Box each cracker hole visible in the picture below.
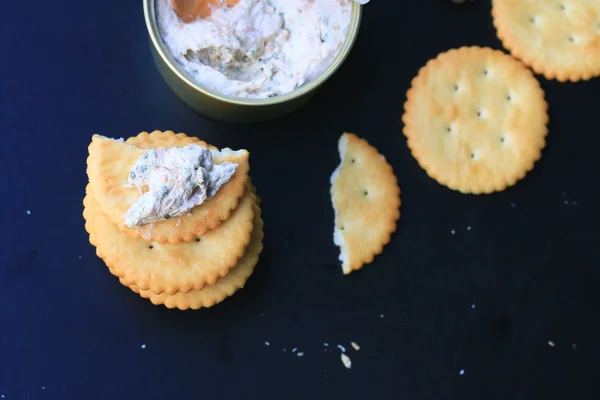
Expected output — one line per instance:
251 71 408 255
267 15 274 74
568 36 575 43
483 69 489 77
471 152 477 160
351 158 356 164
529 16 537 24
340 226 345 231
507 94 513 102
454 84 460 92
560 4 565 10
500 136 506 144
149 245 154 249
363 190 369 196
195 238 201 242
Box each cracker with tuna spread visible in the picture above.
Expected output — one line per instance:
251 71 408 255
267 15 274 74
86 131 250 245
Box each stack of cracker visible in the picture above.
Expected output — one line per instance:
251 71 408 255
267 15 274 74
83 130 263 310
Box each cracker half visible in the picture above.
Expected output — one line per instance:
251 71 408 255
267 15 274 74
83 184 255 295
117 205 263 310
86 131 250 244
402 46 548 194
330 133 401 275
492 0 600 82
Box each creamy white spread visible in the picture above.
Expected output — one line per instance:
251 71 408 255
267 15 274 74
124 144 237 227
156 0 355 99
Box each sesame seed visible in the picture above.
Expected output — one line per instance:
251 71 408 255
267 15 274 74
341 353 352 369
351 341 360 351
380 314 384 319
292 348 297 353
264 341 270 346
459 369 465 375
564 200 569 205
283 348 286 352
466 226 471 231
323 343 329 347
337 344 346 353
141 344 146 349
26 210 31 215
451 229 456 235
548 341 555 347
572 343 577 351
471 304 476 309
297 352 304 357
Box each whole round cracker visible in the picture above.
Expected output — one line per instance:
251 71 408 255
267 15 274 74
402 46 548 194
83 185 256 295
492 0 600 82
116 206 263 310
330 133 401 275
86 130 250 244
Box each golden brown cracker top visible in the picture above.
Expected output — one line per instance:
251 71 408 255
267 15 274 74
122 204 263 310
86 130 250 244
330 133 401 275
492 0 600 82
84 184 256 295
402 46 548 194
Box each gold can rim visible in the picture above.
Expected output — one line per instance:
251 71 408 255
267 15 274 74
143 0 363 107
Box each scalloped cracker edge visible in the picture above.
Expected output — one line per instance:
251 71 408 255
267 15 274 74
330 133 401 275
116 205 263 310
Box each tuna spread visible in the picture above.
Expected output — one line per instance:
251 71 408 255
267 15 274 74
156 0 355 99
124 144 237 227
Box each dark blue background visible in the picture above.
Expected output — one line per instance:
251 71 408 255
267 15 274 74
2 1 600 399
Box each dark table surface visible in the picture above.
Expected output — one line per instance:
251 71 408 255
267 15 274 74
2 0 600 399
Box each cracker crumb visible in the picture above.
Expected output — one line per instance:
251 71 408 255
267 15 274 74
572 343 577 351
511 203 516 208
292 348 297 353
264 341 270 346
471 304 476 309
337 344 346 353
351 341 360 351
572 201 578 206
451 229 456 235
26 210 31 215
297 352 304 357
141 344 146 349
459 369 465 375
341 353 352 369
548 341 555 347
260 313 264 317
42 387 45 390
283 348 286 352
564 200 569 205
324 342 329 347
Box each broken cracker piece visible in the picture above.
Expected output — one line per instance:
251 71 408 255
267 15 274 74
330 133 401 274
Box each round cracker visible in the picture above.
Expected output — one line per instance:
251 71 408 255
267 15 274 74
83 185 255 295
402 46 548 194
116 206 263 310
330 133 401 275
86 130 250 244
492 0 600 82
